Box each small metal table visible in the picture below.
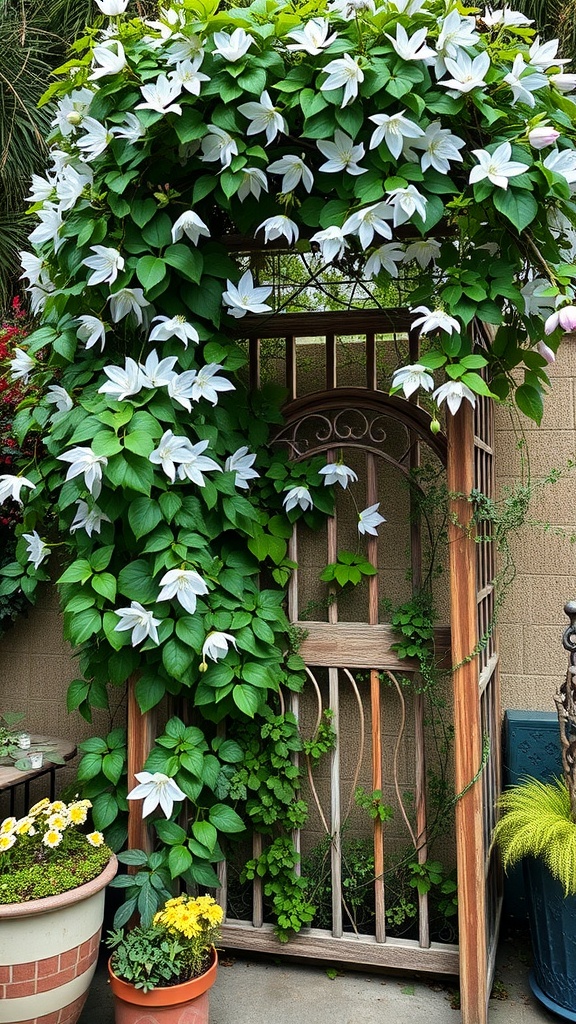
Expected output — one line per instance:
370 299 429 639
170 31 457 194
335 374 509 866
0 735 77 815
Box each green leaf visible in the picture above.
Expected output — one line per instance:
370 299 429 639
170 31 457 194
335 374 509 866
91 573 117 602
188 862 221 888
76 752 102 782
515 382 544 424
168 845 193 878
57 559 93 584
129 498 163 539
117 560 158 603
136 256 167 290
155 820 187 845
67 679 89 713
67 608 101 645
135 675 166 712
164 244 203 284
102 751 124 785
215 739 244 763
192 820 217 852
493 188 538 232
142 213 172 248
175 615 204 650
124 430 155 458
131 199 157 228
233 683 262 717
162 638 193 680
92 792 119 830
209 803 246 834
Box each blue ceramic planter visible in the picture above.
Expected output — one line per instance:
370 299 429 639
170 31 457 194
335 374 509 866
524 857 576 1020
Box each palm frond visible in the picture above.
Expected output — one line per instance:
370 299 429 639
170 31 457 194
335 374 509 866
494 777 576 896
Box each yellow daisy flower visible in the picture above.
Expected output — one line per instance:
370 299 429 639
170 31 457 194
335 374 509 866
29 798 50 816
86 831 104 847
47 812 69 831
0 817 17 835
0 834 16 852
48 800 66 815
42 829 63 849
68 803 88 825
15 816 34 835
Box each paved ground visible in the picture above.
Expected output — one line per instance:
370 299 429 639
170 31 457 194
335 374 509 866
80 926 557 1024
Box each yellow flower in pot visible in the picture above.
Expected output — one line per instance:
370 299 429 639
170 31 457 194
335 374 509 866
107 893 223 1023
0 797 117 1024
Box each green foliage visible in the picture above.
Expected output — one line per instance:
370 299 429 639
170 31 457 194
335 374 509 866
320 551 377 589
494 776 576 896
354 786 394 823
303 709 337 766
243 836 316 942
0 844 111 904
107 925 186 992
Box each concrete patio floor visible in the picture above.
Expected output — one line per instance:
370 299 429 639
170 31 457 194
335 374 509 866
80 926 557 1024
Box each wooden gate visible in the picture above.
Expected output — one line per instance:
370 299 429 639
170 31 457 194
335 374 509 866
217 311 502 1023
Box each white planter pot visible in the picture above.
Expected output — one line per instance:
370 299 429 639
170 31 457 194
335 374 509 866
0 854 117 1024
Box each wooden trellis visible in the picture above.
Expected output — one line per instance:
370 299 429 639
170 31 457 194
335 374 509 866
127 310 502 1024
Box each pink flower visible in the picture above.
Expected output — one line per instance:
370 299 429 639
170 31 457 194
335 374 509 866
528 126 560 150
537 341 555 364
544 305 576 334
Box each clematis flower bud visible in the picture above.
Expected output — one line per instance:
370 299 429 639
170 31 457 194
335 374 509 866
528 126 560 150
537 341 556 364
430 417 441 435
545 305 576 334
66 111 83 126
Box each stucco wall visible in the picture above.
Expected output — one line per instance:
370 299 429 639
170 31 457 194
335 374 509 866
494 334 576 714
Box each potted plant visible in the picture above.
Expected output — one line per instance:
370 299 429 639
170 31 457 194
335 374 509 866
107 893 222 1024
0 796 117 1024
494 600 576 1020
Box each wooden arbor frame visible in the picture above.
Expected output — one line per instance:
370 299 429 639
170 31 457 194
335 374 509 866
126 309 501 1024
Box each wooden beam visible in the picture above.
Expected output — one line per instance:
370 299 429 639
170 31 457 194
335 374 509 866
127 675 155 855
296 621 450 671
447 404 488 1024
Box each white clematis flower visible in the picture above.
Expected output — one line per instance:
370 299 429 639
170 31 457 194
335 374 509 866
95 0 130 13
175 363 235 406
342 201 391 247
267 155 314 193
283 486 313 512
543 149 576 184
201 631 237 666
318 463 358 488
114 602 161 646
403 238 442 268
256 215 299 246
22 532 50 571
76 117 113 162
83 245 124 287
127 771 186 818
238 167 268 202
441 52 490 93
0 475 36 505
46 385 73 414
165 37 204 66
364 243 405 279
328 0 376 19
310 226 348 262
27 175 55 203
58 446 108 497
136 74 183 115
358 503 386 536
469 142 528 189
169 58 210 96
528 126 560 150
286 18 337 55
411 306 460 335
200 126 238 168
99 359 145 401
238 91 287 144
150 314 199 347
482 7 532 27
52 88 95 136
412 122 465 174
110 113 145 144
504 54 547 107
225 447 259 489
317 131 367 175
149 430 195 483
108 288 150 325
77 315 107 351
433 380 476 415
222 271 272 318
436 11 479 61
89 41 126 80
321 53 364 107
10 349 35 383
28 204 64 252
171 210 210 245
70 500 111 537
140 350 178 388
158 568 209 615
529 36 570 70
369 110 424 159
392 363 435 398
55 165 92 211
212 28 254 61
385 185 427 226
385 24 436 61
176 440 222 486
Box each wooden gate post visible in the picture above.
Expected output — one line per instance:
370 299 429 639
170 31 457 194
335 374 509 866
447 403 488 1024
127 675 155 855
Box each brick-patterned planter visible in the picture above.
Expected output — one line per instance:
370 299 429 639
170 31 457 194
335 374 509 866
0 854 117 1024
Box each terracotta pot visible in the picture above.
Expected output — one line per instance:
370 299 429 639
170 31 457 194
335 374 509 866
0 853 117 1024
108 946 218 1024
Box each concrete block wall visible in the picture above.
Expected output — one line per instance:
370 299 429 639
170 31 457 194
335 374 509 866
494 333 576 713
